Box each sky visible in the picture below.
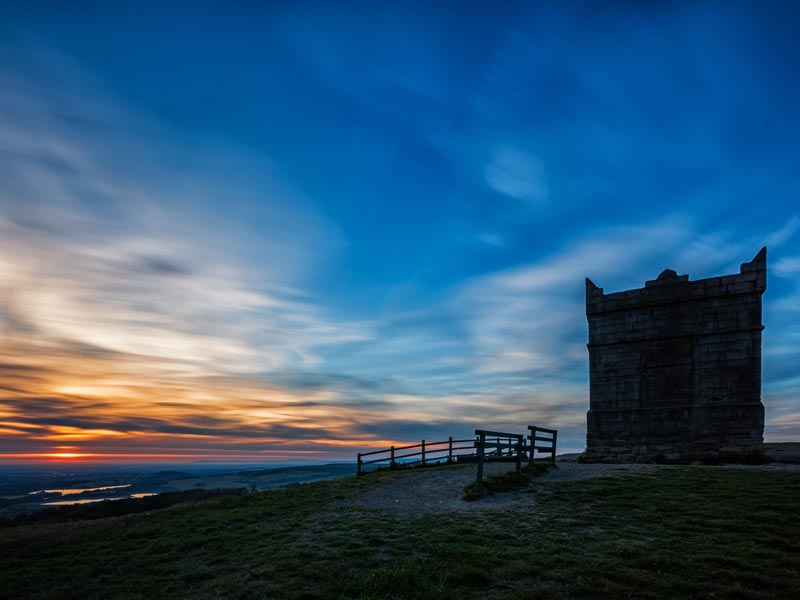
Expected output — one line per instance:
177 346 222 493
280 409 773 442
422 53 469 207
1 1 799 465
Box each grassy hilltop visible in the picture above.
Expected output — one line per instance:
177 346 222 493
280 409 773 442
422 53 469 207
2 466 799 599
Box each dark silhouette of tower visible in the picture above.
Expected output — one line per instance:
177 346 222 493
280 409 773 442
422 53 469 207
585 248 766 462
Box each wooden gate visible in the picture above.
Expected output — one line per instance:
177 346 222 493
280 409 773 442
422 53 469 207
528 425 557 463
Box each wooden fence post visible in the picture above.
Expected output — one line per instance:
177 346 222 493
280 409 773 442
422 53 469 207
515 436 522 474
551 430 558 463
390 445 396 469
421 439 426 466
357 453 362 476
528 429 534 466
476 433 485 484
448 436 453 463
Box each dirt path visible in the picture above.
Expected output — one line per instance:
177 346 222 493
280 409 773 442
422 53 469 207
357 462 518 513
357 460 800 513
357 461 661 513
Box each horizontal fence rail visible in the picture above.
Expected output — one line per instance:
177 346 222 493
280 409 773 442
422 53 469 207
528 425 557 464
475 429 524 484
357 437 475 475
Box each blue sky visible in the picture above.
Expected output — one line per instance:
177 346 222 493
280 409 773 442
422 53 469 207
0 1 798 462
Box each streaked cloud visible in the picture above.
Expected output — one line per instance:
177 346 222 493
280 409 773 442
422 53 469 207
1 3 799 464
766 214 800 248
484 145 548 207
477 232 504 247
774 256 800 278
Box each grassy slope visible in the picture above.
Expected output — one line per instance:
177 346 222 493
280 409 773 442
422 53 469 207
1 466 799 600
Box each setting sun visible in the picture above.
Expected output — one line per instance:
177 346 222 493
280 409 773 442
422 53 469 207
47 453 88 459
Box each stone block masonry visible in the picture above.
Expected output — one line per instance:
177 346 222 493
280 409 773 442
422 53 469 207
585 248 766 463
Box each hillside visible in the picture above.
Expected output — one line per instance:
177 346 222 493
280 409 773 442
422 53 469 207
2 463 799 599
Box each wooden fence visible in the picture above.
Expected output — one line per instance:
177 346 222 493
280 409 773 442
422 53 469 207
474 429 524 484
356 425 559 478
357 437 475 475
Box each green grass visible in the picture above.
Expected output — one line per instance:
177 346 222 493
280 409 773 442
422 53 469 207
2 466 799 599
462 460 551 500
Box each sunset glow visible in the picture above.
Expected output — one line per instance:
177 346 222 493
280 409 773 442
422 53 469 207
1 3 799 466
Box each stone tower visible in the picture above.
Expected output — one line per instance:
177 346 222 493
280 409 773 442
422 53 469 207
585 248 766 463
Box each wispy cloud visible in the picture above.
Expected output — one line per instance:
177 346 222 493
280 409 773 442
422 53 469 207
454 219 691 377
484 144 548 207
766 214 800 248
2 7 799 463
0 58 386 461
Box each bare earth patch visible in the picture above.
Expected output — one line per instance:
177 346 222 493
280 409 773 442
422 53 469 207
358 459 800 513
358 463 518 512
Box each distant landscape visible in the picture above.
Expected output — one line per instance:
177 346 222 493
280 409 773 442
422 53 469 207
0 463 354 520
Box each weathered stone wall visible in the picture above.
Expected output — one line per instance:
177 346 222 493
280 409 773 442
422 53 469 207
585 248 766 463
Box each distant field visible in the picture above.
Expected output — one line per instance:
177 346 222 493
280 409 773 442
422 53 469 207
0 463 355 519
1 466 799 599
161 464 356 492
